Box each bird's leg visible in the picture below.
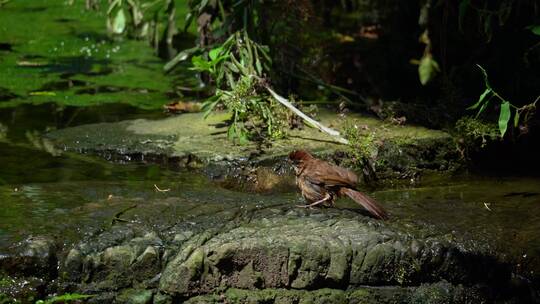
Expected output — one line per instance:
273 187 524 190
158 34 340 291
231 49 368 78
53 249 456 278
297 193 331 208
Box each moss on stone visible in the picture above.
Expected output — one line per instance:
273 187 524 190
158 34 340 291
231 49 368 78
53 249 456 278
47 110 459 187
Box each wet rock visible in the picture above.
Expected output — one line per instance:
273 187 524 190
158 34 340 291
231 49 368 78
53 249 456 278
156 211 510 299
0 276 47 303
0 236 57 279
62 230 163 292
0 237 57 302
181 285 483 304
63 248 83 281
4 196 531 303
131 246 161 284
87 291 116 304
408 281 484 304
0 181 531 303
152 292 173 304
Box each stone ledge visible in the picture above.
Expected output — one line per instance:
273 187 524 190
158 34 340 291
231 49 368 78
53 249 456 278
46 111 459 186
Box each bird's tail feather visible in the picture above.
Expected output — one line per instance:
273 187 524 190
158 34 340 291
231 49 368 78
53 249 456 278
340 188 388 220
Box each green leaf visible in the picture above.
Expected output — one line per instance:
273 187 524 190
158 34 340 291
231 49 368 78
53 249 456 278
190 56 211 72
163 46 200 72
209 47 223 61
227 124 236 140
475 95 492 117
514 110 520 127
476 64 491 88
526 25 540 36
498 101 511 137
184 12 194 32
467 88 492 110
201 96 219 118
253 46 262 75
107 0 121 14
257 45 272 64
238 130 249 145
225 61 240 73
418 55 440 85
112 9 126 34
226 72 236 88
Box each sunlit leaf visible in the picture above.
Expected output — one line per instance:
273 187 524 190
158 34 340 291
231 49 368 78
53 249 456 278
190 56 211 71
418 55 440 85
209 47 223 61
112 9 126 34
514 110 520 127
498 101 511 137
107 0 121 14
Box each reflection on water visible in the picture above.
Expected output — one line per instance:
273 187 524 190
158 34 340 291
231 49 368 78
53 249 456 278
0 103 174 247
0 104 539 283
373 176 540 280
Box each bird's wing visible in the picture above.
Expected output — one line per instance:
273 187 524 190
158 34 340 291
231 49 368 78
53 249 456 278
303 159 358 188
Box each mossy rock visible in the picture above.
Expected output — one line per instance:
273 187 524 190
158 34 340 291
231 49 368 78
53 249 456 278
47 110 459 186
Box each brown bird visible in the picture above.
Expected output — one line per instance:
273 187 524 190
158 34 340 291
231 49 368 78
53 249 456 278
289 150 388 219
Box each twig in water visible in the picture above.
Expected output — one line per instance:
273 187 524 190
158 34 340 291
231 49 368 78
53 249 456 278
154 184 171 192
111 204 138 225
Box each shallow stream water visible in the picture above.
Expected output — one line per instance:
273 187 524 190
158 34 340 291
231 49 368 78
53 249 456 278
1 0 539 290
1 103 540 276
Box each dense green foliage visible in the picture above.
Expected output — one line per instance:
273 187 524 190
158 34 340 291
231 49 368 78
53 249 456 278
1 0 538 151
191 32 290 143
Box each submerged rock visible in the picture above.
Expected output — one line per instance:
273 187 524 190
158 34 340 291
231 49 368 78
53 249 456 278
0 236 58 302
0 236 58 280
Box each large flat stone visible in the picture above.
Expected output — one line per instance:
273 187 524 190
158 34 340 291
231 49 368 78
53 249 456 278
46 111 458 183
45 196 529 303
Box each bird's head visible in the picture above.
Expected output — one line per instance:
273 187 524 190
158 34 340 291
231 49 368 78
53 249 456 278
288 150 313 170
